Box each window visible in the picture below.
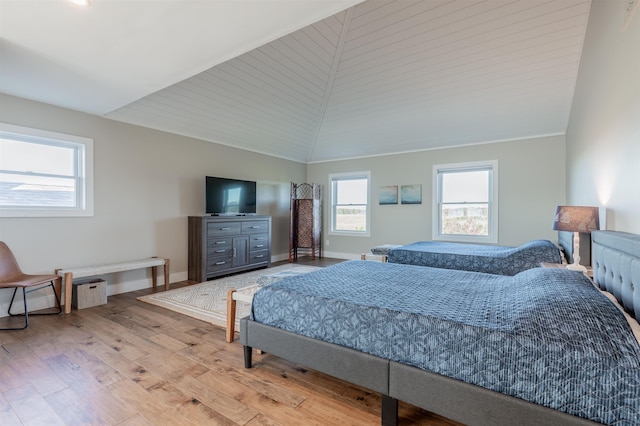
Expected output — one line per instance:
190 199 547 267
433 161 498 243
0 123 93 217
329 171 370 236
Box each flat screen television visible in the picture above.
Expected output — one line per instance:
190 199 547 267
205 176 257 215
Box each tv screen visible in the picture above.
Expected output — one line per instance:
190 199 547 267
205 176 257 215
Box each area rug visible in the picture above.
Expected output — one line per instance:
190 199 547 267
137 264 321 329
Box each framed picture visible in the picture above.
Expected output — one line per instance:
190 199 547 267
401 184 422 205
379 186 398 205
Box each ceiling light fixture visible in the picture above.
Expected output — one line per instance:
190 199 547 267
69 0 91 6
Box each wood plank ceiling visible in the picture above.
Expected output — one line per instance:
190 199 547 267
106 0 592 163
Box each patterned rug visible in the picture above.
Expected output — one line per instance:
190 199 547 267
137 264 321 329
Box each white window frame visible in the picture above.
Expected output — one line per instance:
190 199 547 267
329 171 371 237
0 123 94 217
432 160 498 244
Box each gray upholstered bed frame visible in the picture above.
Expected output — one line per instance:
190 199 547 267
240 230 639 426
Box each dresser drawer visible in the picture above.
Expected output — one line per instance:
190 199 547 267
249 249 269 263
242 220 269 234
207 221 241 236
207 257 233 274
207 237 232 251
208 246 232 259
249 234 270 251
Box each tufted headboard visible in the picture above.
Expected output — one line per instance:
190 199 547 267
591 230 640 322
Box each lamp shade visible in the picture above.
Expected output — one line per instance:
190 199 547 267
552 206 600 233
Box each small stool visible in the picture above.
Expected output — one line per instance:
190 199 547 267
360 253 388 262
361 244 401 262
226 285 262 343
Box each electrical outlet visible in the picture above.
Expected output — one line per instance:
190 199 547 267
325 240 330 246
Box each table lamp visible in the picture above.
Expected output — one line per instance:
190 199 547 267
552 206 600 272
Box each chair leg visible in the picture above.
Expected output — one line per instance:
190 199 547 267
23 282 63 315
2 281 62 331
1 288 28 331
44 281 62 314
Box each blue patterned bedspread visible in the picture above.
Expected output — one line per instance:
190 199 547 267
251 260 640 424
387 239 562 275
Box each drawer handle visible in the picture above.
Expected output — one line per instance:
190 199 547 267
255 255 264 258
219 227 231 231
250 226 260 229
255 244 264 248
215 261 226 265
215 241 227 244
233 248 237 257
215 249 226 253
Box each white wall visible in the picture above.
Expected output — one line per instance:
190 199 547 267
0 94 306 314
307 135 567 257
566 0 640 233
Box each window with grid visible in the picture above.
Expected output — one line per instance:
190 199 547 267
329 172 370 236
433 161 498 243
0 123 93 217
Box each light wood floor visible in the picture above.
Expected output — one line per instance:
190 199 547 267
1 257 461 426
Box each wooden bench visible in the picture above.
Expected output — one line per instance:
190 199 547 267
56 257 170 314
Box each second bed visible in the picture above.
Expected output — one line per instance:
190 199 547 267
385 239 562 275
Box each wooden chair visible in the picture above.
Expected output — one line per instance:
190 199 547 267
0 241 62 330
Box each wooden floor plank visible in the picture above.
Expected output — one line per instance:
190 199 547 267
198 365 307 409
298 393 380 426
45 387 111 425
5 352 68 396
5 383 66 426
114 413 155 426
46 353 137 424
173 373 258 424
135 350 210 384
107 377 173 419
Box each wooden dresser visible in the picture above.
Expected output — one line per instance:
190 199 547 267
188 215 271 282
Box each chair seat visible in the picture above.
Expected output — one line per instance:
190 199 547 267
0 273 60 288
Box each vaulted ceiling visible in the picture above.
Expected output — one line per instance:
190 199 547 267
1 0 592 163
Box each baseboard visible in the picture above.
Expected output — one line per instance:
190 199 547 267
320 250 360 260
0 292 60 317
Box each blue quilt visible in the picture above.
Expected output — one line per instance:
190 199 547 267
251 260 640 425
387 239 562 275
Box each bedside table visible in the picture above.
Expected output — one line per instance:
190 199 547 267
540 262 593 278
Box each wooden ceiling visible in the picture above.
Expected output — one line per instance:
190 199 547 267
3 0 593 163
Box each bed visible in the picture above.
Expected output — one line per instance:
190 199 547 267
241 230 640 425
385 239 563 275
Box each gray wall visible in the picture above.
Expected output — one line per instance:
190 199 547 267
307 135 567 257
0 94 306 311
566 0 640 233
